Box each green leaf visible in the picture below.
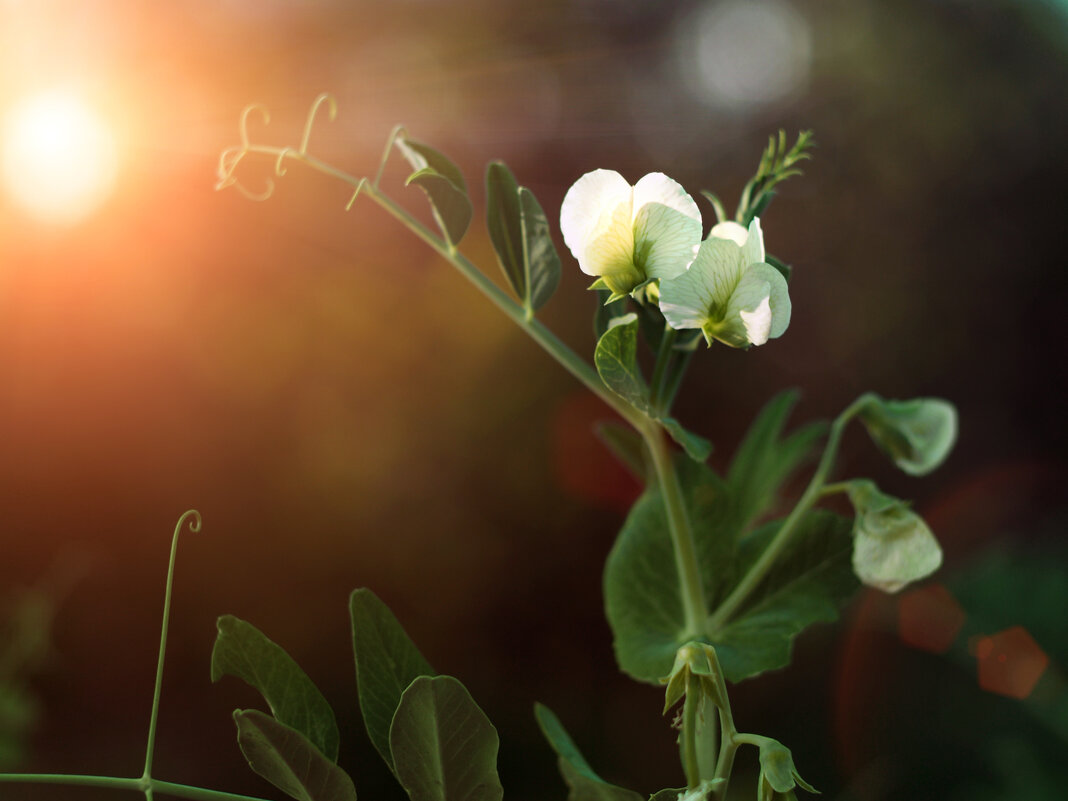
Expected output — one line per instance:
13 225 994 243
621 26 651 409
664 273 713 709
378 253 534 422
648 789 688 801
857 395 957 476
398 139 472 247
710 510 858 682
485 163 561 316
233 709 357 801
727 390 826 531
519 187 562 313
534 703 643 801
389 675 503 801
211 615 339 762
593 289 630 341
349 588 434 774
594 314 651 416
661 417 712 463
603 459 734 684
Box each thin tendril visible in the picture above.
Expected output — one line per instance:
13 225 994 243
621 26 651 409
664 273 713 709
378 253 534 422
373 123 409 189
215 104 274 199
299 93 338 155
142 510 203 799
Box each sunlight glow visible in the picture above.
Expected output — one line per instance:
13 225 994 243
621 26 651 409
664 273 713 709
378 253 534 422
2 90 119 225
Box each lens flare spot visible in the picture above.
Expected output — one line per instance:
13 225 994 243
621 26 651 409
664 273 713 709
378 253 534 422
974 626 1049 700
898 583 966 654
1 90 119 225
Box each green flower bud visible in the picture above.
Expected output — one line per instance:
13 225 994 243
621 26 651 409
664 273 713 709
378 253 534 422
757 739 816 801
858 395 957 476
846 480 942 593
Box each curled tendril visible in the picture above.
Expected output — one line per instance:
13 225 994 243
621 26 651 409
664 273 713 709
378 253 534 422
176 508 202 536
299 92 338 155
215 103 275 200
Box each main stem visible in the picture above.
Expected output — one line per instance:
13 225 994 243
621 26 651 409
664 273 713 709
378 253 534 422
0 774 270 801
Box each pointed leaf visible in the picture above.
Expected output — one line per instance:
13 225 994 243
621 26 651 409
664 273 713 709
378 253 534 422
390 675 503 801
486 162 526 302
398 140 467 194
534 704 644 801
233 709 357 801
212 616 339 762
727 391 826 530
594 314 651 416
710 510 858 682
349 589 434 774
518 186 561 313
406 168 472 247
661 417 712 463
603 459 735 683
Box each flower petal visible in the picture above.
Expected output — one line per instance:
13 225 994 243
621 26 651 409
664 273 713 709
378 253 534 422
631 172 702 280
560 169 633 276
709 220 749 246
742 217 766 266
659 236 743 331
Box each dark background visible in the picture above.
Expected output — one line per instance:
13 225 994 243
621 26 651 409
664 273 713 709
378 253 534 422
1 1 1066 799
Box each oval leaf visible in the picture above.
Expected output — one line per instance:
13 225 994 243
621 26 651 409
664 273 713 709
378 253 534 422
518 186 561 314
485 161 525 302
406 168 473 247
233 709 357 801
594 314 651 417
349 588 434 775
534 703 644 801
389 675 503 801
211 615 339 762
398 140 468 193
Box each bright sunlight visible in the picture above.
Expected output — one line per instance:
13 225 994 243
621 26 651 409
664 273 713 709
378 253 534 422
1 90 119 225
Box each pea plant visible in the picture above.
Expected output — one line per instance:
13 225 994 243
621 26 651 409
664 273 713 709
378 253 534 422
0 94 956 801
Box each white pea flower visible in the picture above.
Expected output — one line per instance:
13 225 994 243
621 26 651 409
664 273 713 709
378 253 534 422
847 480 942 593
658 218 791 348
559 170 702 299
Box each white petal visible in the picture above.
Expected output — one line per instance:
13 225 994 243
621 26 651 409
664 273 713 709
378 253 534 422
726 267 776 345
659 237 743 331
853 515 943 593
709 220 749 247
631 173 702 280
743 217 766 266
560 169 633 273
749 262 791 338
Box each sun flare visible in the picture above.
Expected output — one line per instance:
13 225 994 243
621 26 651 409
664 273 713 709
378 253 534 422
1 90 119 225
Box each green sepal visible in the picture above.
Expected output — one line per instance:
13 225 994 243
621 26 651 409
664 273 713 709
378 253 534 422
232 709 357 801
349 588 434 775
211 615 340 762
727 390 827 531
397 139 472 247
534 703 644 801
485 162 561 317
710 510 858 682
390 675 503 801
857 395 957 476
659 642 725 714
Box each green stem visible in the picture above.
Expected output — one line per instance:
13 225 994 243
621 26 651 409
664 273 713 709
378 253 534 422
706 394 873 632
705 648 738 800
648 325 677 413
0 774 270 801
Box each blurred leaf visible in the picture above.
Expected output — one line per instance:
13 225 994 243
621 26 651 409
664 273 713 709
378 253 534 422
711 510 857 682
233 709 357 801
727 390 826 531
212 615 339 762
534 703 643 801
398 139 472 247
594 314 651 417
603 458 733 683
390 675 503 801
349 588 434 774
661 417 713 463
858 395 957 476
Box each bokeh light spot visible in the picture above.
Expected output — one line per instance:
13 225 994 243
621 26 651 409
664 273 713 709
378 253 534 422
974 626 1049 700
898 583 966 654
674 0 812 112
1 90 119 225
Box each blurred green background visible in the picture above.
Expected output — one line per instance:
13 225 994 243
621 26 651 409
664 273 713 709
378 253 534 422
1 0 1066 799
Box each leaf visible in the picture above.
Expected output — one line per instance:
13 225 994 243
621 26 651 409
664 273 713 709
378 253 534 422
519 187 562 313
661 417 712 463
233 709 357 801
211 616 339 762
648 790 687 801
349 588 434 774
727 390 826 531
534 704 644 801
594 314 651 416
486 163 561 316
485 162 525 301
389 675 503 801
593 289 630 341
398 139 472 247
709 510 858 682
603 459 734 683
